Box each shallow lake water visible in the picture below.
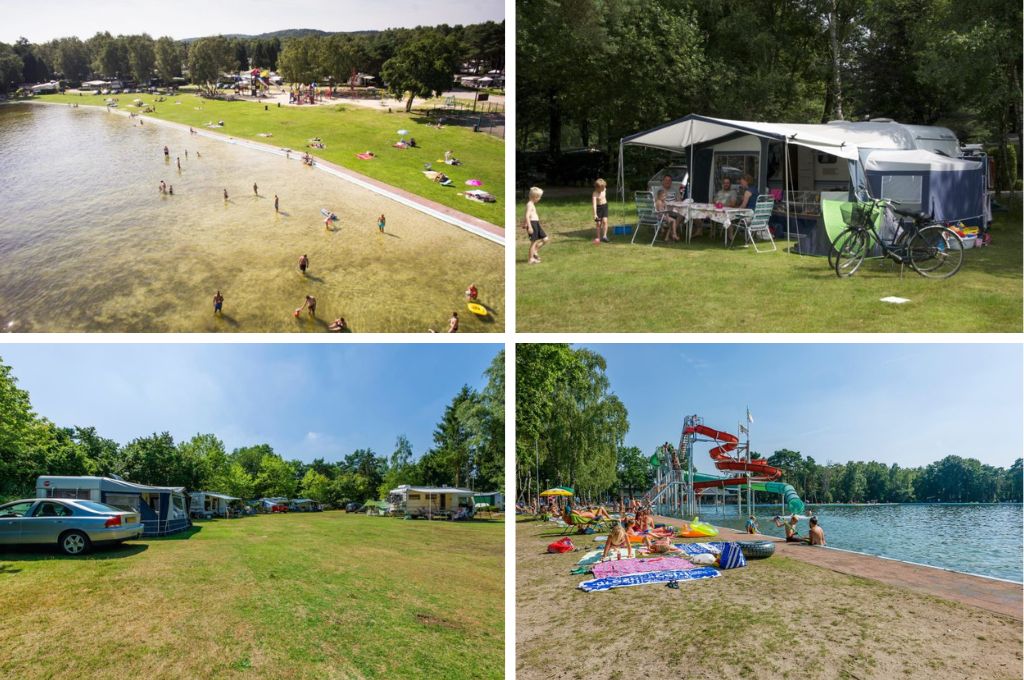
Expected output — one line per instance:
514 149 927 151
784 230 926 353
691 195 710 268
696 502 1023 582
0 104 503 332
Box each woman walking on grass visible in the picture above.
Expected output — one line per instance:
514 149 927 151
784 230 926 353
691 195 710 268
525 186 549 264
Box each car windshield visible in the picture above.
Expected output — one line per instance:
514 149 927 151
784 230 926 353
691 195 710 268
74 501 123 514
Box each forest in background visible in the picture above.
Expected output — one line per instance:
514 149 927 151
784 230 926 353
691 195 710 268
0 351 504 506
517 0 1021 190
0 21 504 108
517 344 1023 504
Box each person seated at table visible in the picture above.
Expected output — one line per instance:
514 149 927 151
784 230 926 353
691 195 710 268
655 189 681 242
714 177 738 207
660 174 677 201
737 173 759 210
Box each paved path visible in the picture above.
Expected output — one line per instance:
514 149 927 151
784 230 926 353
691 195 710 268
656 516 1023 620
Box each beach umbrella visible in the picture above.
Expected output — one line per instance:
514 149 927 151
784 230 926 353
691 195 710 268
539 487 574 497
397 129 409 135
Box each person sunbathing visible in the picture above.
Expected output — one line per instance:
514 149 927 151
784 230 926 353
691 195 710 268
648 536 683 554
601 524 634 560
572 505 611 521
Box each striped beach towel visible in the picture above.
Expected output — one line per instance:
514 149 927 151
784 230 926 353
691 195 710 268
578 567 721 592
673 541 725 556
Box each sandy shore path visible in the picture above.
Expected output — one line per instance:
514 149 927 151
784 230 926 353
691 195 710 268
654 515 1023 620
516 519 1023 680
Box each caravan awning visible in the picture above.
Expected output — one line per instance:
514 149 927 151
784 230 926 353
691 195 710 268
863 149 981 172
621 114 939 161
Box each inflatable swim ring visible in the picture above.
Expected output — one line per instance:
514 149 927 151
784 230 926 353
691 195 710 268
467 302 488 316
737 541 775 559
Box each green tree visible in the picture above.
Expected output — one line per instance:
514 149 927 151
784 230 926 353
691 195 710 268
118 432 178 486
300 469 331 502
53 37 90 81
617 446 651 497
125 34 155 83
378 435 419 498
0 43 23 92
187 35 233 92
154 36 183 82
254 453 298 498
381 32 460 111
277 36 319 84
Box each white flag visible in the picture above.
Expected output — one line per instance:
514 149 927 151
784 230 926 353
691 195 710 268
746 408 753 424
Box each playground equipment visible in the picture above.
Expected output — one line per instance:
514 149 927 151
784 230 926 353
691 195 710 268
646 413 805 517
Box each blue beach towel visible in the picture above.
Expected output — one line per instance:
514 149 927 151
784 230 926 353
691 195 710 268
673 542 725 556
578 567 721 592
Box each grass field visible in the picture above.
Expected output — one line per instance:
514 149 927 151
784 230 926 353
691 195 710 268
516 519 1022 680
35 93 503 225
515 193 1022 332
0 512 503 679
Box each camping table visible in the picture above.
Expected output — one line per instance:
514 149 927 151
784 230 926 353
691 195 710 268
665 201 754 244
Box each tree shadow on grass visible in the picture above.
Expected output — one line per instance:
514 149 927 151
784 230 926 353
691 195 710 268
0 562 22 574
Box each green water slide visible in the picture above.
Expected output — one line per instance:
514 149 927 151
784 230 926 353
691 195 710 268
690 472 805 514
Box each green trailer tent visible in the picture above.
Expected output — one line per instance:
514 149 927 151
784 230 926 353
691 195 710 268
361 500 389 516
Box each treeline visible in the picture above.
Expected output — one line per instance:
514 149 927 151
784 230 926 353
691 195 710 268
515 344 1022 505
517 0 1021 190
0 352 503 506
760 449 1023 504
0 21 504 106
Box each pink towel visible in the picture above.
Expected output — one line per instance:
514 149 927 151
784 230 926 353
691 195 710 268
592 556 695 579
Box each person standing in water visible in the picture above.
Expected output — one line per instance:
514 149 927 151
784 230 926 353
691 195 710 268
176 157 181 170
298 254 309 275
378 214 386 233
168 185 174 195
223 189 229 201
274 195 279 212
163 146 169 157
253 182 259 196
213 291 224 315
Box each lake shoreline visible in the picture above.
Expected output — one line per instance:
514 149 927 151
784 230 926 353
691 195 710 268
656 515 1024 617
19 99 504 244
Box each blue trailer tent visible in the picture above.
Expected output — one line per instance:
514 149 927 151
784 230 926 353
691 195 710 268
617 115 989 252
188 491 241 519
36 475 190 537
473 491 505 510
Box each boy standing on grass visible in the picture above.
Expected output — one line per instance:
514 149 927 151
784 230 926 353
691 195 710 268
592 178 609 243
525 186 549 264
378 214 386 233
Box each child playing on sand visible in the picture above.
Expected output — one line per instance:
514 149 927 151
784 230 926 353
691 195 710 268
378 214 386 233
525 187 549 264
592 178 609 243
602 523 634 561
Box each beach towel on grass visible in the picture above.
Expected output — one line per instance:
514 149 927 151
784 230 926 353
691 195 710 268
571 548 632 573
674 542 725 556
579 567 720 592
592 557 695 579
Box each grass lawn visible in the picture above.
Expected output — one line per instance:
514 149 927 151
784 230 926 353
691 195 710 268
516 519 1022 680
0 512 503 679
36 93 503 226
515 193 1022 332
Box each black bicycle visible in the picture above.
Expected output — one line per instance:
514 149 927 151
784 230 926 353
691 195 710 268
829 193 964 279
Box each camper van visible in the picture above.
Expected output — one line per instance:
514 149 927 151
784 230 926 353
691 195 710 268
36 476 190 537
387 485 476 520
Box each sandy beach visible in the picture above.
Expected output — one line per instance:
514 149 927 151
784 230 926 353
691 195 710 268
516 519 1023 680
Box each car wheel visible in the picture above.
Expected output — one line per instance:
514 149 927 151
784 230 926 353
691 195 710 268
59 530 91 556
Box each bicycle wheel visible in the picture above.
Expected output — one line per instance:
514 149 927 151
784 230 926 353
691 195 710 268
834 228 868 278
827 228 856 270
908 225 964 279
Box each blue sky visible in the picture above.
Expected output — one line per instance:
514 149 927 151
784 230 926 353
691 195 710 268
0 0 504 43
583 344 1022 470
0 344 500 462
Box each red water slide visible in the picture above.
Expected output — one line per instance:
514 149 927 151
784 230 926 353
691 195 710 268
683 424 782 489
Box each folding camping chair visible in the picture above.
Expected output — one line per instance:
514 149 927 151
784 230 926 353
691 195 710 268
729 194 777 252
631 191 666 245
